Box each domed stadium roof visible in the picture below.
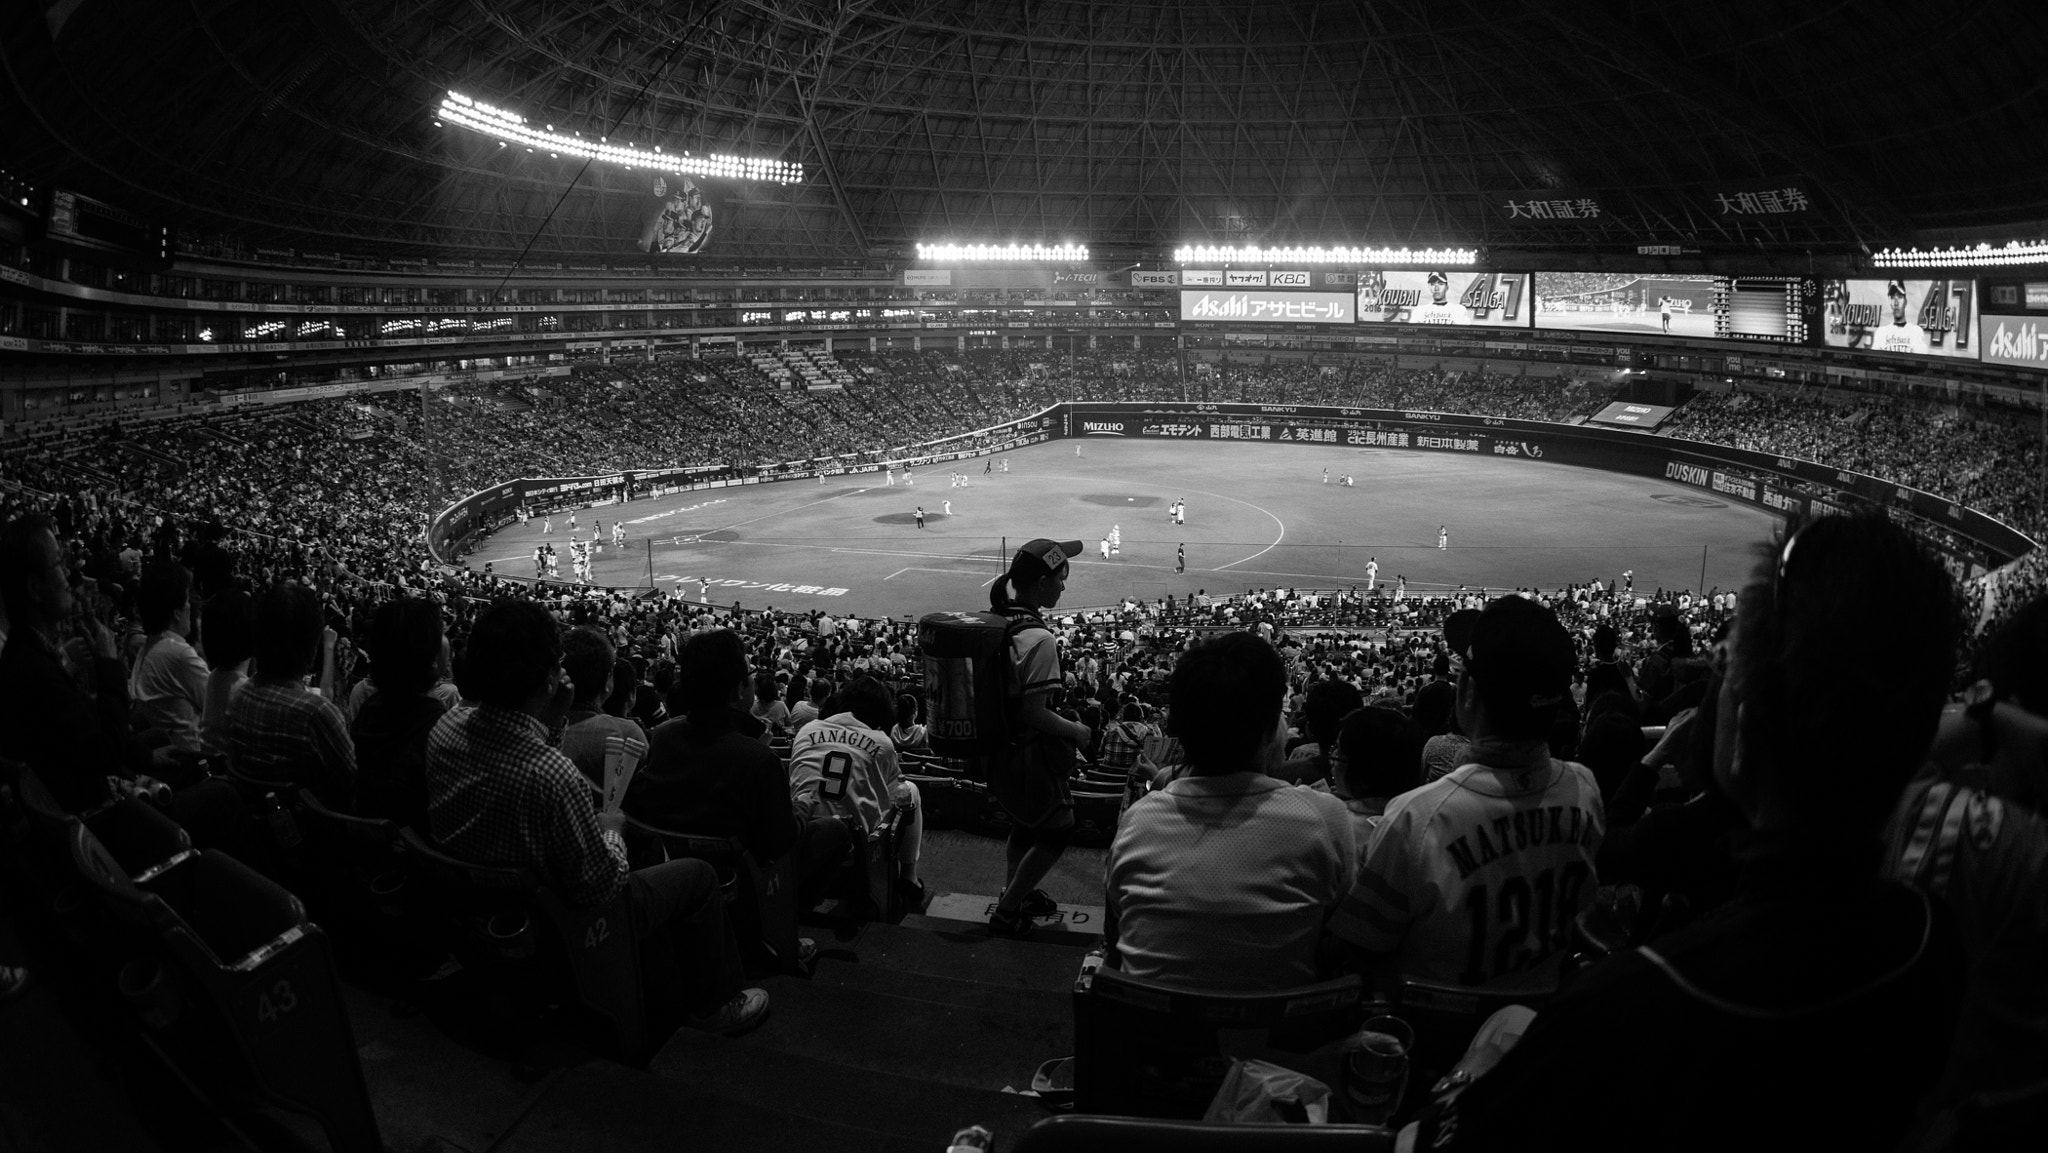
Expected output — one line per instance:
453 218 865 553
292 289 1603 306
6 0 2045 261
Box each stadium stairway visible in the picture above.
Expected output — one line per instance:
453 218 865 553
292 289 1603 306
341 913 1090 1153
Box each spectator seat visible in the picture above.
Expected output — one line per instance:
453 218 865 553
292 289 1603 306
1014 1114 1393 1153
622 816 809 977
68 827 381 1153
1073 950 1365 1119
398 828 648 1064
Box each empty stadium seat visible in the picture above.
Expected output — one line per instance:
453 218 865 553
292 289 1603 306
399 828 648 1064
1072 951 1365 1119
294 790 421 973
68 827 382 1153
622 816 809 976
1072 789 1123 846
1392 977 1554 1082
85 798 195 882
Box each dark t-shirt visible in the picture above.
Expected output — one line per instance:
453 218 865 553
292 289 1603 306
351 691 450 830
626 707 800 862
1413 858 1961 1152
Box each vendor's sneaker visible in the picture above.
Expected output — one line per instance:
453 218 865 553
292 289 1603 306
687 988 770 1036
987 906 1036 939
896 878 929 914
1001 887 1059 918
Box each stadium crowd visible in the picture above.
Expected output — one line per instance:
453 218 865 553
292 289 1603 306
1 351 2042 1144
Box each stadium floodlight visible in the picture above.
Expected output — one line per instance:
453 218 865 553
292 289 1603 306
1872 240 2048 269
1172 244 1479 266
914 243 1090 262
436 91 804 185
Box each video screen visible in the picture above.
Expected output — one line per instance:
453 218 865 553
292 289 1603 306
1355 271 1529 327
1533 273 1718 337
1714 278 1811 344
1821 278 1975 359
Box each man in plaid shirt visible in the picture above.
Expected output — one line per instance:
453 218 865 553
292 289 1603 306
426 599 768 1035
1097 702 1154 772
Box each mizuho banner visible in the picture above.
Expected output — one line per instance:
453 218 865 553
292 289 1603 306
1179 290 1354 325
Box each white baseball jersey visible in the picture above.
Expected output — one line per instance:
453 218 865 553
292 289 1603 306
1873 322 1931 356
788 712 906 837
1413 303 1459 325
1331 758 1604 989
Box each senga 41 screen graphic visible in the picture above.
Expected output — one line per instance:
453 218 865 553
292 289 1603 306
1356 271 1529 327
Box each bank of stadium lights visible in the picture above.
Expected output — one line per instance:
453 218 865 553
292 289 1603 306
435 92 804 185
914 243 1090 262
1873 240 2048 269
1172 245 1479 266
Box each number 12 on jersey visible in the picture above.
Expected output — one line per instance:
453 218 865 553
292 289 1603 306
1457 861 1591 986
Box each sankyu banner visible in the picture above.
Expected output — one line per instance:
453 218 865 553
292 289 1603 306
1979 314 2048 369
1357 271 1529 327
1056 402 2034 569
1179 290 1355 325
1821 278 1975 359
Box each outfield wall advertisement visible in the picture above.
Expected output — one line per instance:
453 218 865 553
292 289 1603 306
1060 402 2033 570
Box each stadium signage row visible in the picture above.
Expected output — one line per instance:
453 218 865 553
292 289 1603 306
1059 402 2033 571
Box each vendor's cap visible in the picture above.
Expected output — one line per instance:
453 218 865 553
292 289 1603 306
1012 538 1083 578
1464 595 1575 710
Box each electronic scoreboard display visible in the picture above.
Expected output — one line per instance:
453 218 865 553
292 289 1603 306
1354 271 1529 327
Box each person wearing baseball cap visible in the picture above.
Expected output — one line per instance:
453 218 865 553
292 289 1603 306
1417 269 1458 323
1330 594 1603 991
985 538 1091 937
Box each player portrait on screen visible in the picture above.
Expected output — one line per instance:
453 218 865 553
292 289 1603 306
1357 271 1522 327
639 175 715 255
1871 280 1932 356
1822 278 1962 357
1412 271 1458 325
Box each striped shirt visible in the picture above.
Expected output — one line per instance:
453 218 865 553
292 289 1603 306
425 704 627 907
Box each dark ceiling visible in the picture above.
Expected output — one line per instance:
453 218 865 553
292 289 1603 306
5 0 2044 262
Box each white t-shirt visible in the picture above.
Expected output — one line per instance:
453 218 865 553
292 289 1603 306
1110 772 1356 991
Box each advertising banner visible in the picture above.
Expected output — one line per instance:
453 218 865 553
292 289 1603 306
1979 314 2048 369
1356 271 1529 327
1130 270 1180 287
1821 278 1975 358
1179 290 1354 325
1182 269 1225 286
903 269 953 286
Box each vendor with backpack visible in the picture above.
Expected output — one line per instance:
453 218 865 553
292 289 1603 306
984 538 1092 937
